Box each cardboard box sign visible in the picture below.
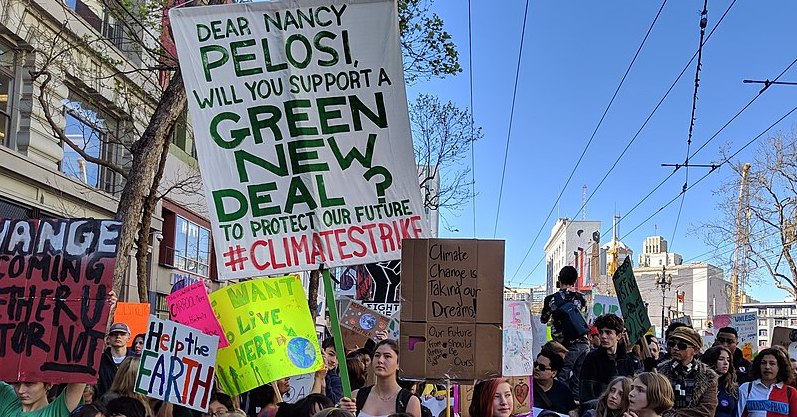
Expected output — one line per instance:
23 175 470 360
400 239 505 381
400 322 502 380
401 239 504 324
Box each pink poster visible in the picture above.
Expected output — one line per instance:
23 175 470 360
166 281 229 348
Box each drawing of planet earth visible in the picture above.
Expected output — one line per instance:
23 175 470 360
287 337 316 369
359 314 377 330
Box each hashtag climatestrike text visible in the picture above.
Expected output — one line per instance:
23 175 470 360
223 215 424 273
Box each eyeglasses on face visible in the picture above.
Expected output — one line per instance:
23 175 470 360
533 362 552 372
666 339 691 350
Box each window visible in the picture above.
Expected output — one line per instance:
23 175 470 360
775 319 786 326
760 339 768 347
174 216 211 277
61 98 120 193
0 43 14 147
759 319 767 326
759 329 768 337
172 110 196 158
154 294 169 320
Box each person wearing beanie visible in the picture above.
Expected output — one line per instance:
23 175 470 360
657 326 718 417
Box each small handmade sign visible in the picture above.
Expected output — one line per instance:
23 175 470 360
339 297 391 340
135 316 219 412
167 281 229 348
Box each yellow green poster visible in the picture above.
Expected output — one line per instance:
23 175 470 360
210 275 322 396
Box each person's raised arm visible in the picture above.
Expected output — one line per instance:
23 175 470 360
63 383 87 412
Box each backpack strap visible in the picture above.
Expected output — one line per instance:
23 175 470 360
355 386 372 415
395 388 413 413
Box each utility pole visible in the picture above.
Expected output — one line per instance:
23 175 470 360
730 163 751 312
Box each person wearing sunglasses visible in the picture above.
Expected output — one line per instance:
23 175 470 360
656 326 718 417
533 349 577 416
712 327 752 384
579 314 642 403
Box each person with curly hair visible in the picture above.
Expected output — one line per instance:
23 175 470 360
738 347 797 417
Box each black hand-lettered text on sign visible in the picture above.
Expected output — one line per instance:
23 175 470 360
0 218 121 383
612 257 651 346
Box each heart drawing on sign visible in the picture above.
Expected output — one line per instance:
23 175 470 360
514 381 529 405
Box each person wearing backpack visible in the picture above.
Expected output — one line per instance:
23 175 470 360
338 339 422 417
738 347 797 417
541 265 590 397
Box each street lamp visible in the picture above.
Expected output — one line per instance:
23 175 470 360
656 265 673 336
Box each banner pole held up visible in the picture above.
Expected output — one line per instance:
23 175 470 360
445 379 451 417
322 268 352 397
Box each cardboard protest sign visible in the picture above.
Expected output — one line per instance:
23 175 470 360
339 297 391 339
400 239 504 380
115 302 151 346
169 0 431 280
0 218 120 383
589 294 622 323
612 257 651 346
503 300 534 376
772 327 797 359
713 312 758 360
135 316 218 412
210 275 323 395
458 383 475 417
167 281 229 348
509 376 531 416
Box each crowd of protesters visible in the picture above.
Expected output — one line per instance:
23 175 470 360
532 265 797 417
6 266 797 417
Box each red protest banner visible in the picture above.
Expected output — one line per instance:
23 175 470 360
0 218 120 383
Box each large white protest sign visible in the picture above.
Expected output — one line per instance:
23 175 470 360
589 294 622 323
135 316 219 412
170 0 430 279
503 300 534 376
713 312 758 360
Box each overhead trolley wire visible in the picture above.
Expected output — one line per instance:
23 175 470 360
468 0 477 237
512 0 740 286
506 0 669 280
669 0 709 250
493 0 530 237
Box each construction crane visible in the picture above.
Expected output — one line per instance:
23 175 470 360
730 163 751 313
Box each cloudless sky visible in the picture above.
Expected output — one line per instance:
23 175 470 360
406 0 797 302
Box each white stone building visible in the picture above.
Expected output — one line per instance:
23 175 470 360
0 0 214 311
544 218 602 294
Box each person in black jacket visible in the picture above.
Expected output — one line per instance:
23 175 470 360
541 266 590 397
97 322 135 398
712 326 753 384
579 314 642 403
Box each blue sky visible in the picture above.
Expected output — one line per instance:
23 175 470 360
406 0 797 301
